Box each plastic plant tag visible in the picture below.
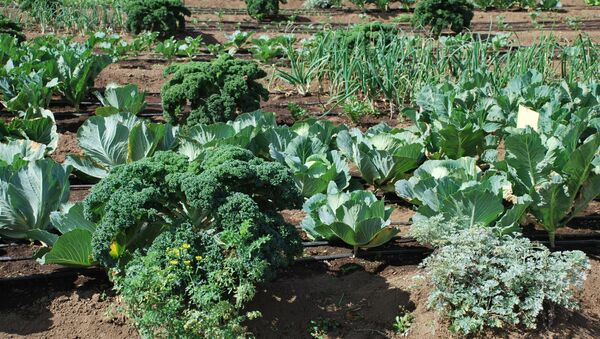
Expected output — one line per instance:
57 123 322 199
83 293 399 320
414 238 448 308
516 105 540 131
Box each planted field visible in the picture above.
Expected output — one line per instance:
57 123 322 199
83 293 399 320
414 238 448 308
0 0 599 338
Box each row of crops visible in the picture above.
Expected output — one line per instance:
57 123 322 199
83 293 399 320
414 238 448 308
3 0 598 36
0 12 599 333
2 0 600 333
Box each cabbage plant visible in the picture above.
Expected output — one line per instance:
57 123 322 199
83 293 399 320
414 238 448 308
268 128 349 197
52 42 112 111
38 202 97 266
396 157 531 233
302 182 397 255
94 83 146 116
177 110 276 160
503 120 600 247
337 123 424 192
0 157 69 243
65 113 178 181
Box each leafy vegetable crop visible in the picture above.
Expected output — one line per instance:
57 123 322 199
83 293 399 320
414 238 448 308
125 0 190 38
302 182 397 254
65 113 178 181
161 55 269 127
0 157 69 243
337 123 424 192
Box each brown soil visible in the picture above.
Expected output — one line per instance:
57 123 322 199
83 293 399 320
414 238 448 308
247 256 600 339
51 132 82 164
2 255 597 339
0 274 137 338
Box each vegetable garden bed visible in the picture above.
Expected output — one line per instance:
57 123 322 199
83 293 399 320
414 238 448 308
1 0 600 337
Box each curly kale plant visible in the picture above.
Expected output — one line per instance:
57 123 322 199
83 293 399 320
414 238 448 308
85 146 301 268
86 146 302 336
245 0 286 21
0 13 25 42
161 55 269 127
412 0 474 37
423 227 589 335
125 0 190 38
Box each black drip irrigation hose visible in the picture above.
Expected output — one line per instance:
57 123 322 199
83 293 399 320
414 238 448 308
0 267 106 286
187 19 600 34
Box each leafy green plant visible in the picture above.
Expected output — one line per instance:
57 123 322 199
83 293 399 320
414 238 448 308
422 227 589 335
412 0 474 37
0 139 46 165
53 42 112 111
113 220 268 337
502 122 600 247
267 129 350 197
250 35 287 64
337 123 424 192
302 182 397 255
0 13 25 42
341 96 376 124
396 157 531 233
245 0 286 21
392 308 413 336
161 55 269 126
0 157 69 243
64 113 178 182
0 114 59 152
406 73 498 160
125 0 190 38
224 30 253 54
304 0 341 9
177 110 276 160
176 35 203 59
307 317 339 338
287 102 308 121
0 69 58 114
85 146 302 268
154 36 179 61
94 83 146 116
38 202 97 266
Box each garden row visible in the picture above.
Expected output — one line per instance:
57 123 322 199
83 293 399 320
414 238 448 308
1 16 599 335
3 0 600 36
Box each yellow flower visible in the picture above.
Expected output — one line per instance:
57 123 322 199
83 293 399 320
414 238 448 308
182 243 191 249
169 260 179 265
183 260 191 266
195 255 203 261
173 249 180 257
109 241 122 259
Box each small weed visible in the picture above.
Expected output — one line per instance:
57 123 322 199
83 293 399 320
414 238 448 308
342 96 376 124
565 16 582 31
288 102 308 121
308 317 340 339
392 307 414 337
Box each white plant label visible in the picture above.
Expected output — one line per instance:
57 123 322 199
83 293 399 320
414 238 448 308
516 105 540 131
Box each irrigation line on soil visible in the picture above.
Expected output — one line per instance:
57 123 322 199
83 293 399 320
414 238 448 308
187 19 600 34
0 267 106 286
186 5 600 17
